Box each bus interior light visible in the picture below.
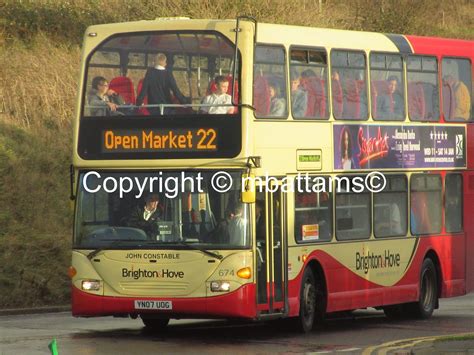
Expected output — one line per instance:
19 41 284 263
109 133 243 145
210 281 231 292
82 280 101 291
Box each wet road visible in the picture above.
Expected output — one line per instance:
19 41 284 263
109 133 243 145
0 294 473 354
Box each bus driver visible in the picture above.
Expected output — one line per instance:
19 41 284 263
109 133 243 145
127 194 163 238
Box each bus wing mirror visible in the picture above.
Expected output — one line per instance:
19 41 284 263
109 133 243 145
242 173 256 204
70 164 76 200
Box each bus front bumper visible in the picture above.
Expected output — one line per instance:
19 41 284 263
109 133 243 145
71 284 256 319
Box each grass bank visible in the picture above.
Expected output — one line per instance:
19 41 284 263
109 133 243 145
0 122 71 307
0 35 76 307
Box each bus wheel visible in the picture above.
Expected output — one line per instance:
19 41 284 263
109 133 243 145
141 317 170 330
409 258 438 319
298 267 316 333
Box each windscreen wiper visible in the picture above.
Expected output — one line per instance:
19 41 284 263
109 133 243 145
87 239 223 261
87 239 136 260
174 241 223 260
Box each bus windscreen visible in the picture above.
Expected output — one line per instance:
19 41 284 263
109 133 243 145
74 171 250 250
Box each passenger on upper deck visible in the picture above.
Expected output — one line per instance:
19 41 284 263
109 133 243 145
377 76 404 119
136 53 189 115
291 70 308 118
269 81 286 116
331 70 341 83
201 75 233 114
331 70 343 117
87 76 124 116
443 75 471 120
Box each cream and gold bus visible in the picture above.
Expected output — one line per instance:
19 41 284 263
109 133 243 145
70 17 474 332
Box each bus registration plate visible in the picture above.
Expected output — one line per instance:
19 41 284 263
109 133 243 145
134 300 172 310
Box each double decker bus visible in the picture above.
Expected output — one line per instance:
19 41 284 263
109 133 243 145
70 17 474 332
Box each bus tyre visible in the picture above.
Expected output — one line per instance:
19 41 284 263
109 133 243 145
409 258 438 319
297 267 316 333
314 272 327 323
141 317 170 330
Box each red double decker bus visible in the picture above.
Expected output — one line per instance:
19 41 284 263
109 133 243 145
70 17 473 332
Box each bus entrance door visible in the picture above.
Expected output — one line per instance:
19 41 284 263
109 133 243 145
256 181 287 316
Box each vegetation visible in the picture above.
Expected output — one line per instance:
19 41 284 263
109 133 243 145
0 120 71 307
1 0 473 44
434 334 474 342
0 0 472 308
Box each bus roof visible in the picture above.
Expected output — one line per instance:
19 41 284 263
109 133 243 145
84 18 473 57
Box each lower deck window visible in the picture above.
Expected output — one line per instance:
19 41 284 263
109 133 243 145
445 173 463 233
374 175 408 238
335 176 371 240
410 174 442 235
295 177 332 243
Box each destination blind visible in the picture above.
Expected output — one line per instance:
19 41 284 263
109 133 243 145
77 114 242 159
102 128 218 153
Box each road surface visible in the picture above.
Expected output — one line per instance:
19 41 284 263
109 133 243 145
0 294 473 354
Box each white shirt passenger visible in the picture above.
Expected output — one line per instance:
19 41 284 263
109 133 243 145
228 216 247 246
201 92 232 114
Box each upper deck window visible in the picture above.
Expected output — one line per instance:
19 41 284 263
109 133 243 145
289 48 328 119
331 50 368 120
370 53 405 121
83 32 238 117
441 57 472 121
407 56 439 121
253 45 288 118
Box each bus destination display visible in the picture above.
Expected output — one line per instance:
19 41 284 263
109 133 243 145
102 128 218 153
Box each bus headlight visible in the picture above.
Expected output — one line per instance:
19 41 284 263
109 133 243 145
210 281 231 292
82 280 101 291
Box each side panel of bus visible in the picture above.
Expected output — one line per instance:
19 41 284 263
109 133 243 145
465 127 474 293
407 35 474 294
